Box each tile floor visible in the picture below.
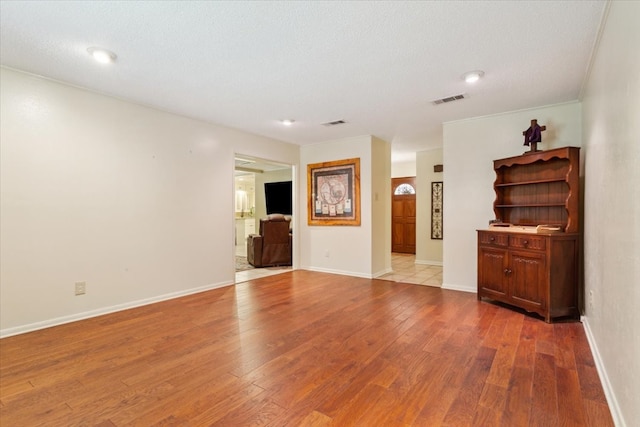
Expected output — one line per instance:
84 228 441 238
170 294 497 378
235 242 292 283
235 247 442 287
378 252 443 287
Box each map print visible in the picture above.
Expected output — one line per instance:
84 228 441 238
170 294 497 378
308 158 360 226
317 174 351 216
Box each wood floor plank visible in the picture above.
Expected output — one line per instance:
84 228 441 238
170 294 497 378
572 324 610 405
262 362 365 427
554 323 579 370
583 398 615 427
297 410 333 426
414 382 459 426
201 392 285 426
384 352 451 425
556 366 588 426
531 316 554 357
485 343 518 389
472 404 503 427
138 382 266 426
0 270 614 426
575 359 610 404
0 380 33 400
514 316 539 368
481 310 509 350
442 346 497 426
313 357 388 418
499 366 533 426
478 382 508 413
369 361 400 388
530 352 559 426
350 388 399 426
530 405 559 427
327 383 387 426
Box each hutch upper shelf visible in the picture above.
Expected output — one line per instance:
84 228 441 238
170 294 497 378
492 146 580 233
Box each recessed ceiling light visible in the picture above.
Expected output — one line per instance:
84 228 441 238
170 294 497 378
463 70 484 83
280 119 295 126
87 47 117 64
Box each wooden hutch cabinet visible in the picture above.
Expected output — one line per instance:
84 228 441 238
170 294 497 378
477 147 581 322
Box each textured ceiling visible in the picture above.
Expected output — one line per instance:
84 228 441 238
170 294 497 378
0 1 607 162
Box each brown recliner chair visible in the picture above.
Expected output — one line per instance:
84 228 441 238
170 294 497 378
247 214 292 267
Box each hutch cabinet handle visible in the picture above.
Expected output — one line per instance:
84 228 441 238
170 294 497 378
490 237 495 242
523 240 529 246
504 268 512 276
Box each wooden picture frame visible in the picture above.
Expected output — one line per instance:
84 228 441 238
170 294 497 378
307 158 361 226
431 181 443 239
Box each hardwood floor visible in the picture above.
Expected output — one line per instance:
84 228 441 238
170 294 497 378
0 271 613 426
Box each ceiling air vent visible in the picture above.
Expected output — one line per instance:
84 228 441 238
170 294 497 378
432 94 466 105
321 120 347 127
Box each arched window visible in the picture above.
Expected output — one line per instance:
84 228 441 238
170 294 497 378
394 183 416 195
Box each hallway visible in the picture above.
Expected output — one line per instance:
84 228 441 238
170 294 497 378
235 240 292 284
378 253 442 287
236 251 442 287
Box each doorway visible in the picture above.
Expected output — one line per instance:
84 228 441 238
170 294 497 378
391 177 416 254
234 155 294 282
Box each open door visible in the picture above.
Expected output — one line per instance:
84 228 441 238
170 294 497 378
391 177 416 254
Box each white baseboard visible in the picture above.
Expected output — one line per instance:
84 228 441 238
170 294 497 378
581 316 625 427
441 283 476 293
373 267 394 278
0 280 233 339
306 266 374 279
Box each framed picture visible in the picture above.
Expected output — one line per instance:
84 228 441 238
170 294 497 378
307 158 360 226
431 181 443 239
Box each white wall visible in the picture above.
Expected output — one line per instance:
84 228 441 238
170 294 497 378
299 135 390 278
416 148 443 266
581 2 640 425
442 102 582 292
0 68 299 336
391 160 416 178
371 136 392 277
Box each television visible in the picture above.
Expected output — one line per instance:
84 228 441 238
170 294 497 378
264 181 292 215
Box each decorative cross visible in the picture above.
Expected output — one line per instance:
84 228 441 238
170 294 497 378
523 119 546 152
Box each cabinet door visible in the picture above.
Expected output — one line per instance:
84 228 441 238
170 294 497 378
235 220 245 245
245 219 255 239
478 247 508 298
509 249 546 310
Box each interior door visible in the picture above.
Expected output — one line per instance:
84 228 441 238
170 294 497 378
392 177 416 254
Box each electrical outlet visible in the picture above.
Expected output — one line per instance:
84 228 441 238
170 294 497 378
588 290 594 310
75 282 86 296
324 250 330 258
